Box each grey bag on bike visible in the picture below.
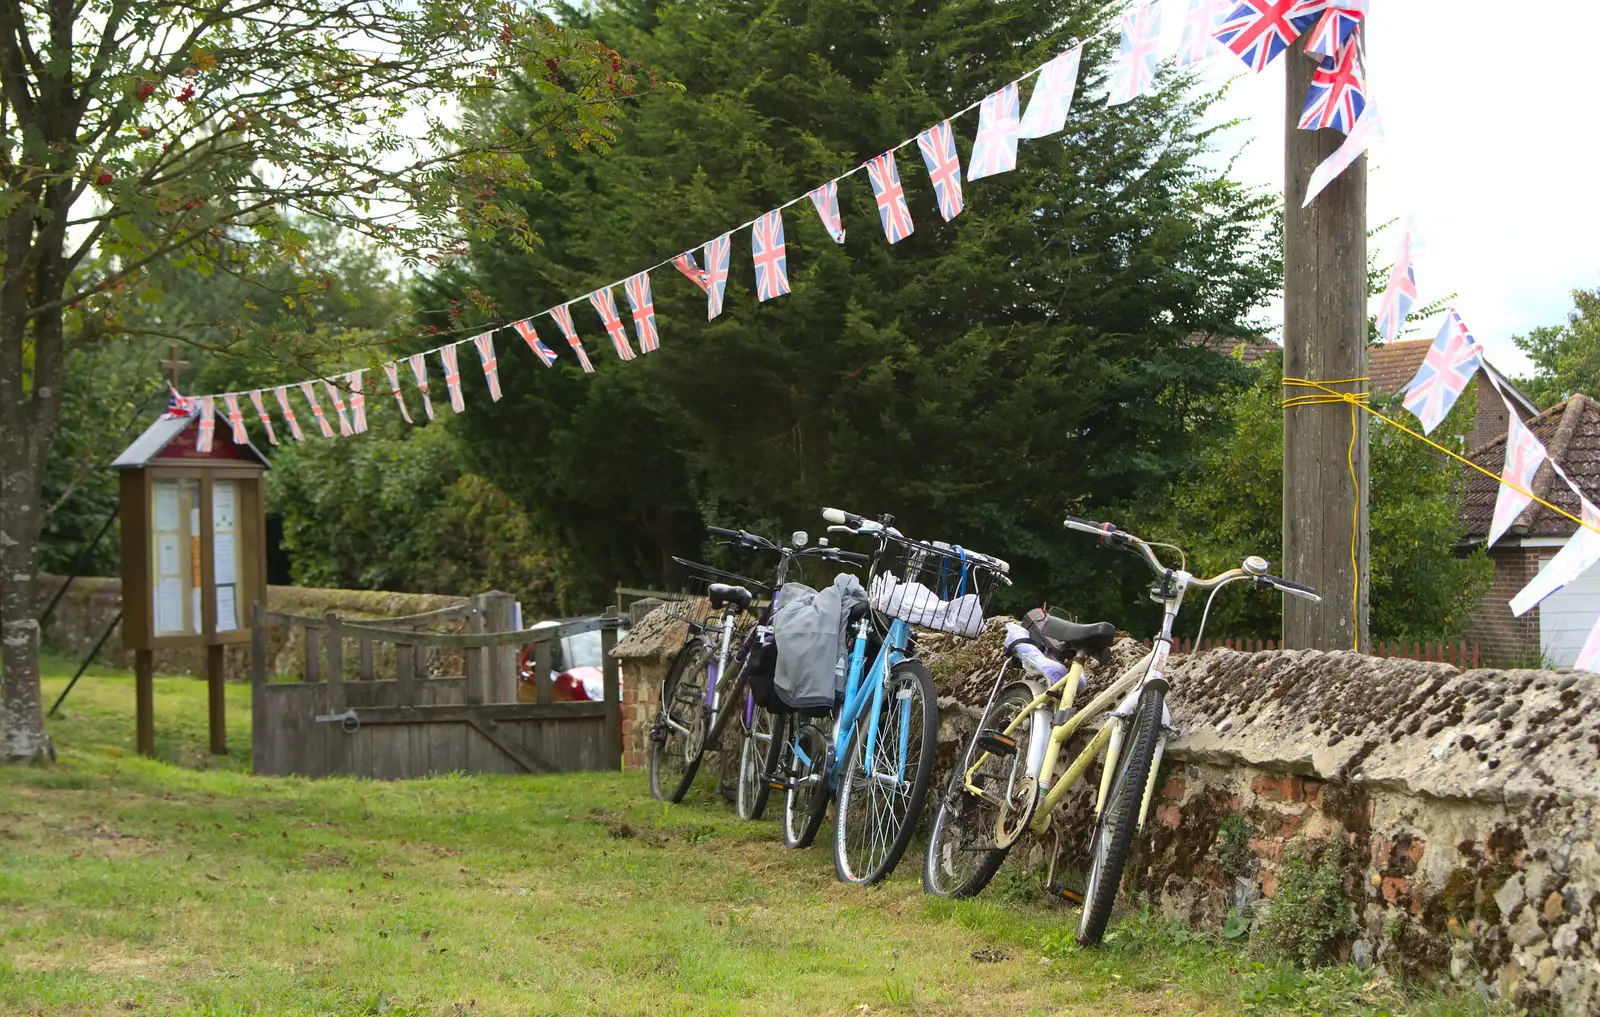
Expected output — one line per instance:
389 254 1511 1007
771 572 868 713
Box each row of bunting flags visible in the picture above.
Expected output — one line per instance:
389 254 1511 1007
164 2 1600 670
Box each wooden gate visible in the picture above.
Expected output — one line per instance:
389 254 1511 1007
249 596 622 778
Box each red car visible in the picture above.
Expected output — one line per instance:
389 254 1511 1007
517 618 630 703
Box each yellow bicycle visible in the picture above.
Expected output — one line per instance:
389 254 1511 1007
922 514 1320 945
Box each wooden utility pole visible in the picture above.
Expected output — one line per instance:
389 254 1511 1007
1282 32 1369 651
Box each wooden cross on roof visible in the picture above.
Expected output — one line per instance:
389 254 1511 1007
158 344 190 388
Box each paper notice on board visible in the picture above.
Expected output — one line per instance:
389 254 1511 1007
156 578 183 634
158 534 180 577
213 482 235 531
155 484 179 531
214 533 236 585
216 586 238 632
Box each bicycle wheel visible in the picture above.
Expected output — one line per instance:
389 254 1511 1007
924 679 1045 898
834 659 938 885
649 643 710 803
1077 683 1165 946
781 716 833 849
736 697 779 820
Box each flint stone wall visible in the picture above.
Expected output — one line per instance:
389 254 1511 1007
923 620 1600 1015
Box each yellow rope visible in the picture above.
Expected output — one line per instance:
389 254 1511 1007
1281 377 1368 651
1281 375 1600 650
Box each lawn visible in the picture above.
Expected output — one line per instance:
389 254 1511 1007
2 659 1506 1016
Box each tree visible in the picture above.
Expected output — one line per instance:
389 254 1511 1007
1514 288 1600 409
1139 357 1492 642
424 0 1281 618
1 0 637 761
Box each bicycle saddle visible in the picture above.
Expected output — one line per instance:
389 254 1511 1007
1026 609 1116 657
707 583 753 612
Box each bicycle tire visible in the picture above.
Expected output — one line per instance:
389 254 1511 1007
649 643 710 803
1077 683 1164 946
737 699 779 820
834 659 938 885
924 679 1045 898
782 717 832 849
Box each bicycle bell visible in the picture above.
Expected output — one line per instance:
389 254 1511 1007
1243 556 1270 576
792 530 809 547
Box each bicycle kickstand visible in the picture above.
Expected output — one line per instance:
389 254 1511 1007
1043 825 1084 906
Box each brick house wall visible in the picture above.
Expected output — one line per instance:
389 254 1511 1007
1471 378 1513 452
1466 545 1543 668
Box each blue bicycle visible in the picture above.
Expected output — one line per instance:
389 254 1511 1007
771 507 1009 884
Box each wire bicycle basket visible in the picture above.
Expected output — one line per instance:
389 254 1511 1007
656 556 770 622
868 537 1005 639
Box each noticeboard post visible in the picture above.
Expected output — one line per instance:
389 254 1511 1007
112 413 269 757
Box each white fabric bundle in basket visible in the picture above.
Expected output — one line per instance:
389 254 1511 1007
869 572 984 638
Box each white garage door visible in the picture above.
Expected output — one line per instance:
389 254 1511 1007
1538 553 1600 666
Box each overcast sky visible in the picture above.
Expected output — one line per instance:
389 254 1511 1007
1170 1 1598 376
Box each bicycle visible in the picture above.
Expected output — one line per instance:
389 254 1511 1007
767 507 1010 885
648 527 866 808
699 527 868 821
648 546 768 803
923 513 1320 946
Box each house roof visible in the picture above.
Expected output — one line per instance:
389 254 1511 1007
1183 333 1281 364
1369 339 1540 418
1460 393 1600 540
111 412 270 470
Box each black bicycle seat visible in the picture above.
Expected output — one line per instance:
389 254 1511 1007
707 583 753 613
1026 609 1116 657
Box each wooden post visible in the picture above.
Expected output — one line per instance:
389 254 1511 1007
1283 29 1369 653
251 601 266 769
601 614 622 770
478 591 517 704
359 636 374 681
324 613 345 714
206 643 227 755
534 637 553 706
464 598 485 706
134 648 155 757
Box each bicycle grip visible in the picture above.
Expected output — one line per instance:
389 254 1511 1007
1063 515 1114 540
1264 575 1321 602
835 550 870 563
822 507 862 527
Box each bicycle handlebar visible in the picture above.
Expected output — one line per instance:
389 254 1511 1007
1062 514 1318 600
1259 574 1322 602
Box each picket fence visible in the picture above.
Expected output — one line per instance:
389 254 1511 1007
1172 637 1481 669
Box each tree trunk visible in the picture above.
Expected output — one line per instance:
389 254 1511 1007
1282 32 1369 652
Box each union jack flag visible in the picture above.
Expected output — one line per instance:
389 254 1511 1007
1296 2 1364 61
512 318 558 367
1018 45 1082 139
550 303 595 373
808 180 845 244
624 272 660 353
471 331 504 399
407 352 436 419
1108 0 1164 106
1374 222 1417 345
299 381 335 437
751 210 790 301
1302 100 1382 206
164 385 196 419
1177 0 1228 66
1578 613 1600 673
704 233 732 319
196 396 216 452
866 152 914 243
381 362 414 424
223 394 248 445
248 389 279 445
1402 309 1483 436
1488 412 1547 547
1298 37 1364 133
968 82 1020 180
1511 498 1600 617
672 251 709 293
588 287 637 361
438 343 466 413
1214 0 1302 73
917 121 964 222
322 379 354 436
345 371 367 433
273 386 305 441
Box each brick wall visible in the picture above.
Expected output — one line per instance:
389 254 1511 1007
1471 377 1513 452
1468 546 1543 666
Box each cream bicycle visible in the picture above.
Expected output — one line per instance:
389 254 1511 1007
922 514 1320 945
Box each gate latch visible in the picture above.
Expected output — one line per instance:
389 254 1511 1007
314 709 361 733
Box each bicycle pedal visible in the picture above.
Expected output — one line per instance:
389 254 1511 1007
976 729 1018 756
1046 881 1084 905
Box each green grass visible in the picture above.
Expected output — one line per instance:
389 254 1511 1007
2 660 1511 1016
